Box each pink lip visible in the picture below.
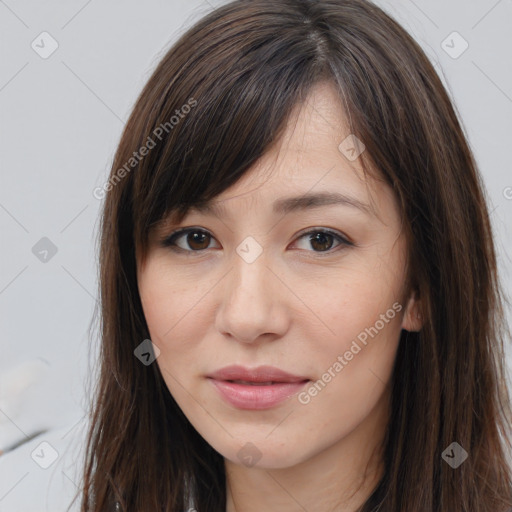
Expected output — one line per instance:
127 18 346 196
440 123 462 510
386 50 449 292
206 365 310 410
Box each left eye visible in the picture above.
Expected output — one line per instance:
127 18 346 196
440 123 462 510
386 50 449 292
161 228 351 253
293 229 351 252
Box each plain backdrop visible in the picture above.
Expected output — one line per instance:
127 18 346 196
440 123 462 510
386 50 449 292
0 0 511 510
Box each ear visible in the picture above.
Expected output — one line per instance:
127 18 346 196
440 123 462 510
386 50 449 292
401 287 423 332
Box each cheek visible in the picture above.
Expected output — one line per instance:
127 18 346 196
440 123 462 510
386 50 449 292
138 258 208 344
138 260 214 392
299 262 403 337
140 285 203 404
297 297 402 434
297 266 404 390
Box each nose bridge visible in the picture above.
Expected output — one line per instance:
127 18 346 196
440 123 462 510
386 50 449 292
215 243 287 343
230 233 272 302
231 249 268 304
226 244 272 314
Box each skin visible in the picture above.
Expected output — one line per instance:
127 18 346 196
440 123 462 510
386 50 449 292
137 81 423 512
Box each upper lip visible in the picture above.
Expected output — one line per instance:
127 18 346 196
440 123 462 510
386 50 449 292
207 365 309 383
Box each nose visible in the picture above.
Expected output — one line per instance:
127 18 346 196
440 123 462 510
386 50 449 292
214 251 290 344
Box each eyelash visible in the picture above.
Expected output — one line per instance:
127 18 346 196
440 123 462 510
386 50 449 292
159 227 353 256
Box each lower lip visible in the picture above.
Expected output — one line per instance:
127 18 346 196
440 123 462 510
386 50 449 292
208 378 309 410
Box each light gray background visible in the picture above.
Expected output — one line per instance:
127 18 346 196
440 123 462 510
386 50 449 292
0 0 511 509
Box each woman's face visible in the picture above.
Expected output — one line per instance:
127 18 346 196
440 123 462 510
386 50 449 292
137 81 422 470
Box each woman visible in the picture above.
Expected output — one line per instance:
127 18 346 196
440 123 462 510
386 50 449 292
75 0 512 510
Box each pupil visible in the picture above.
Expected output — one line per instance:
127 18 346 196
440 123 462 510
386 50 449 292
188 231 209 250
310 232 332 251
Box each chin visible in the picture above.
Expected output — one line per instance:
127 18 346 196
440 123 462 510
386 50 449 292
213 436 313 470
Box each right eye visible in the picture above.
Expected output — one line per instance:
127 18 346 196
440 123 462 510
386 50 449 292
160 228 220 252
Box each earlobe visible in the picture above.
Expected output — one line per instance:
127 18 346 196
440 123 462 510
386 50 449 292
401 289 423 332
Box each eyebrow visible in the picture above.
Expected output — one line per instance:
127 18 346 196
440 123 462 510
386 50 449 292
191 191 374 218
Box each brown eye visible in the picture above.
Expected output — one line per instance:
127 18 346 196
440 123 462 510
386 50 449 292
308 232 335 252
161 229 217 251
293 229 351 253
185 231 211 250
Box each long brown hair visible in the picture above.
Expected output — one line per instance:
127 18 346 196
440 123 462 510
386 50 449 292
73 0 512 510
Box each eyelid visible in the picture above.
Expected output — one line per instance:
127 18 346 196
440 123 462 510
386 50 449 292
160 226 353 253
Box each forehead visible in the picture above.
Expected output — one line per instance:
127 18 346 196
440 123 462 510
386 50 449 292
154 80 400 232
197 81 396 223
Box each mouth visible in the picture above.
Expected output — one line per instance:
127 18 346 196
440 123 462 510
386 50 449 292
206 364 310 383
224 380 291 385
206 365 310 410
